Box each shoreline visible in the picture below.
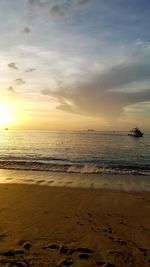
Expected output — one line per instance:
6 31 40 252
0 168 150 192
0 183 149 266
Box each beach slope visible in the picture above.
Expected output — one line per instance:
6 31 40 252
0 184 149 266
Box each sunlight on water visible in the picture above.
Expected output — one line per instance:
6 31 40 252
0 130 150 176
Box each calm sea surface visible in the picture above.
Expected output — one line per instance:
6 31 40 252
0 130 150 191
0 130 150 175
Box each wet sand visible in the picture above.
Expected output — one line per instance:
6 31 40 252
0 183 149 266
1 169 150 192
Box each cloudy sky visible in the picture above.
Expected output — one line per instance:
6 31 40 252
0 0 150 130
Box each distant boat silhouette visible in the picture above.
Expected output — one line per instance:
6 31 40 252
128 127 143 137
5 128 8 130
88 129 95 132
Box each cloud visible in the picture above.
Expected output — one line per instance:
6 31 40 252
49 1 90 18
28 0 39 5
8 62 18 70
7 86 17 94
15 78 26 86
27 0 71 18
22 27 31 34
124 101 150 114
28 0 35 3
49 5 66 17
41 46 150 120
49 2 73 18
27 0 89 18
28 0 49 9
77 0 90 6
25 68 36 73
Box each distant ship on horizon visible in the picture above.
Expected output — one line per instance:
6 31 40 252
128 127 144 137
87 129 95 132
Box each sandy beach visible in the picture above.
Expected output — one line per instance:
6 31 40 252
0 183 149 267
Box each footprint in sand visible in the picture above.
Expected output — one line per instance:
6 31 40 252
97 262 115 267
0 233 7 241
76 247 93 260
102 227 113 234
43 243 59 250
76 247 93 254
18 240 32 250
43 243 76 256
76 221 84 226
116 238 127 245
138 247 148 257
0 259 29 267
43 210 48 214
64 215 70 219
79 253 91 259
1 249 24 257
108 250 133 265
119 221 126 225
60 245 71 254
57 257 73 267
57 246 94 266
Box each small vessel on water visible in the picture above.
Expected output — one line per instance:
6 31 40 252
128 127 144 137
88 129 95 132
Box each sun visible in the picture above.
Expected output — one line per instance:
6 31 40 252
0 103 12 127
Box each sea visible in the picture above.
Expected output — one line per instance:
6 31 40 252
0 130 150 191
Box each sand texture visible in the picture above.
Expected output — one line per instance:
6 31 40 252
0 184 149 267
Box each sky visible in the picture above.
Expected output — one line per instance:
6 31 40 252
0 0 150 130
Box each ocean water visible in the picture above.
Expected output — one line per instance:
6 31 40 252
0 130 150 175
0 130 150 191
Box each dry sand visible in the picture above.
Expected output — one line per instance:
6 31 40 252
0 183 149 267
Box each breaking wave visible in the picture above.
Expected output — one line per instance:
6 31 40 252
0 160 150 176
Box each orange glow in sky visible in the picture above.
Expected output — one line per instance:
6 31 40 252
0 1 150 130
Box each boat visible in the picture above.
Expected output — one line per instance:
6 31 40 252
128 127 144 137
88 129 95 132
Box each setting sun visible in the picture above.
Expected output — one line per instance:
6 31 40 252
0 103 12 127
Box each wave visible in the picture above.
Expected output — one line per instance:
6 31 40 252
0 160 150 176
